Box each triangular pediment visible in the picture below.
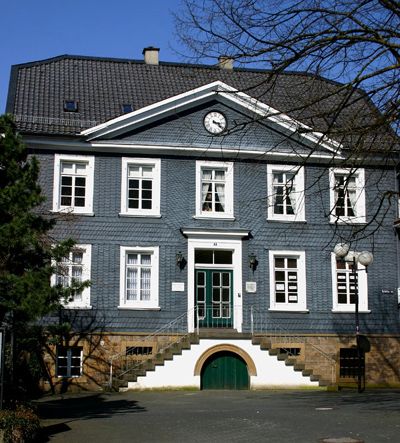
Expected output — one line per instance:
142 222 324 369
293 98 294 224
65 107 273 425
81 81 341 154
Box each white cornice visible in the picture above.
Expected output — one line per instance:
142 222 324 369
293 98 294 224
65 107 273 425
181 228 250 239
24 137 342 162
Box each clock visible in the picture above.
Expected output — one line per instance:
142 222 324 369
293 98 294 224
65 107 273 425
203 111 227 134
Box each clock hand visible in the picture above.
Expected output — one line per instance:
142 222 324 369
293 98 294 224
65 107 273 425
212 120 223 127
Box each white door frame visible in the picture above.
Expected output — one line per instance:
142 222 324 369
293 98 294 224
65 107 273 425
184 231 247 332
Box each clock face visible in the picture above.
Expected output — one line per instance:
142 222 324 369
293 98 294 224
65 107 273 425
203 111 227 134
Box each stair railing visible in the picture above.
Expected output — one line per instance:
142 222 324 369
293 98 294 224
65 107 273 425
250 306 337 384
108 308 196 388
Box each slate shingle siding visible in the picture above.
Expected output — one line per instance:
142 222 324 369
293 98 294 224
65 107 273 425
36 148 399 334
120 102 316 156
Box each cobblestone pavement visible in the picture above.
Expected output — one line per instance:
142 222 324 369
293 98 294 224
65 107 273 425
36 389 400 442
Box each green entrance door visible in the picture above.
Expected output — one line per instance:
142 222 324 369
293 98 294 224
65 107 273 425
195 269 233 328
201 351 249 390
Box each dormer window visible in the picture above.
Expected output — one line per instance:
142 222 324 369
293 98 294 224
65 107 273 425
64 100 78 112
122 104 133 114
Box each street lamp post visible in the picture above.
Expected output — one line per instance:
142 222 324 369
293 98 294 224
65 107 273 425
334 243 373 393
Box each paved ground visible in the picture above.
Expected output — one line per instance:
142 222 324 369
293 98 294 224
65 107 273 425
35 389 400 442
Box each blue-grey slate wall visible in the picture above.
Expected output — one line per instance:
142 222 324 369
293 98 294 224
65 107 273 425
116 101 323 156
33 121 399 335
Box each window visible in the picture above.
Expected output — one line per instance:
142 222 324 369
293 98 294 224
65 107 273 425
195 249 233 265
53 154 94 214
121 104 133 113
267 165 305 221
119 246 159 309
195 161 234 219
269 250 307 311
329 168 366 223
54 245 91 308
339 348 364 378
120 158 161 217
331 253 368 312
64 100 78 112
56 347 82 377
126 346 153 356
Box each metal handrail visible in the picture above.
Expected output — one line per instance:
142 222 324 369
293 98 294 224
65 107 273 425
250 306 337 384
109 308 196 388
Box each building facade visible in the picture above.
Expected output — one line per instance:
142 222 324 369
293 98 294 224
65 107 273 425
6 48 400 391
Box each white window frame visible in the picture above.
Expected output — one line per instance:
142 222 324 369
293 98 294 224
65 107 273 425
267 164 305 221
329 168 366 224
269 250 307 312
52 244 92 309
120 158 161 217
331 252 369 313
52 154 95 215
56 346 83 378
119 246 160 309
195 161 234 219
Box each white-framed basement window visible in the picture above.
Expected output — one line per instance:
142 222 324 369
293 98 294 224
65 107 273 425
267 165 305 221
56 346 83 377
329 168 366 224
119 246 159 309
53 244 92 309
195 161 234 219
120 158 161 217
331 253 369 313
269 250 307 312
53 154 94 215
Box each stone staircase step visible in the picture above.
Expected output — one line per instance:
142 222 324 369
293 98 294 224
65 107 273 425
293 363 305 371
284 356 297 366
113 333 200 386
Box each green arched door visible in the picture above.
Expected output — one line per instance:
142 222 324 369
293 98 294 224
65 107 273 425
201 351 249 390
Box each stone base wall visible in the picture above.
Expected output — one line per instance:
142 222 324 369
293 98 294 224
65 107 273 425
40 332 400 393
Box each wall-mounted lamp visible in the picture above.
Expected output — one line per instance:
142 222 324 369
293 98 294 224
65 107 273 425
176 251 185 270
249 253 257 271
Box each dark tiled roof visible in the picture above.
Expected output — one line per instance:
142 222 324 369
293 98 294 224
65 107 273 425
6 54 379 138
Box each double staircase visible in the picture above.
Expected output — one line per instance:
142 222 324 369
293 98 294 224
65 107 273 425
109 326 336 390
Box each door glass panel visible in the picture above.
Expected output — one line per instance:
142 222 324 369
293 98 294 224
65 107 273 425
222 272 230 286
197 271 205 286
212 288 220 302
197 287 205 301
213 306 221 318
222 305 230 318
222 288 230 301
212 272 220 286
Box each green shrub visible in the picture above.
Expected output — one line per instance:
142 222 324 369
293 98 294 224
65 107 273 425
0 405 40 443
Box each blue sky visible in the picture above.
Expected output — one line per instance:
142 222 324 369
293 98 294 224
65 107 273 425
0 0 189 113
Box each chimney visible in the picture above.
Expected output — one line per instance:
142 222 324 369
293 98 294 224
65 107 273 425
218 55 233 70
143 47 160 65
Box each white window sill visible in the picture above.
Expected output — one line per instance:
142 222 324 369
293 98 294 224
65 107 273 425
268 308 309 313
119 213 162 218
118 306 161 311
332 309 371 313
268 218 307 223
50 210 95 217
329 218 366 225
193 215 235 221
62 305 92 310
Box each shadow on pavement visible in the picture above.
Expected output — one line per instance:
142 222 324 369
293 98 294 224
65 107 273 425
35 393 146 440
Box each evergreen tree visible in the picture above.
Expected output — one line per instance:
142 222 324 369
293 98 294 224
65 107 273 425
0 114 87 398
